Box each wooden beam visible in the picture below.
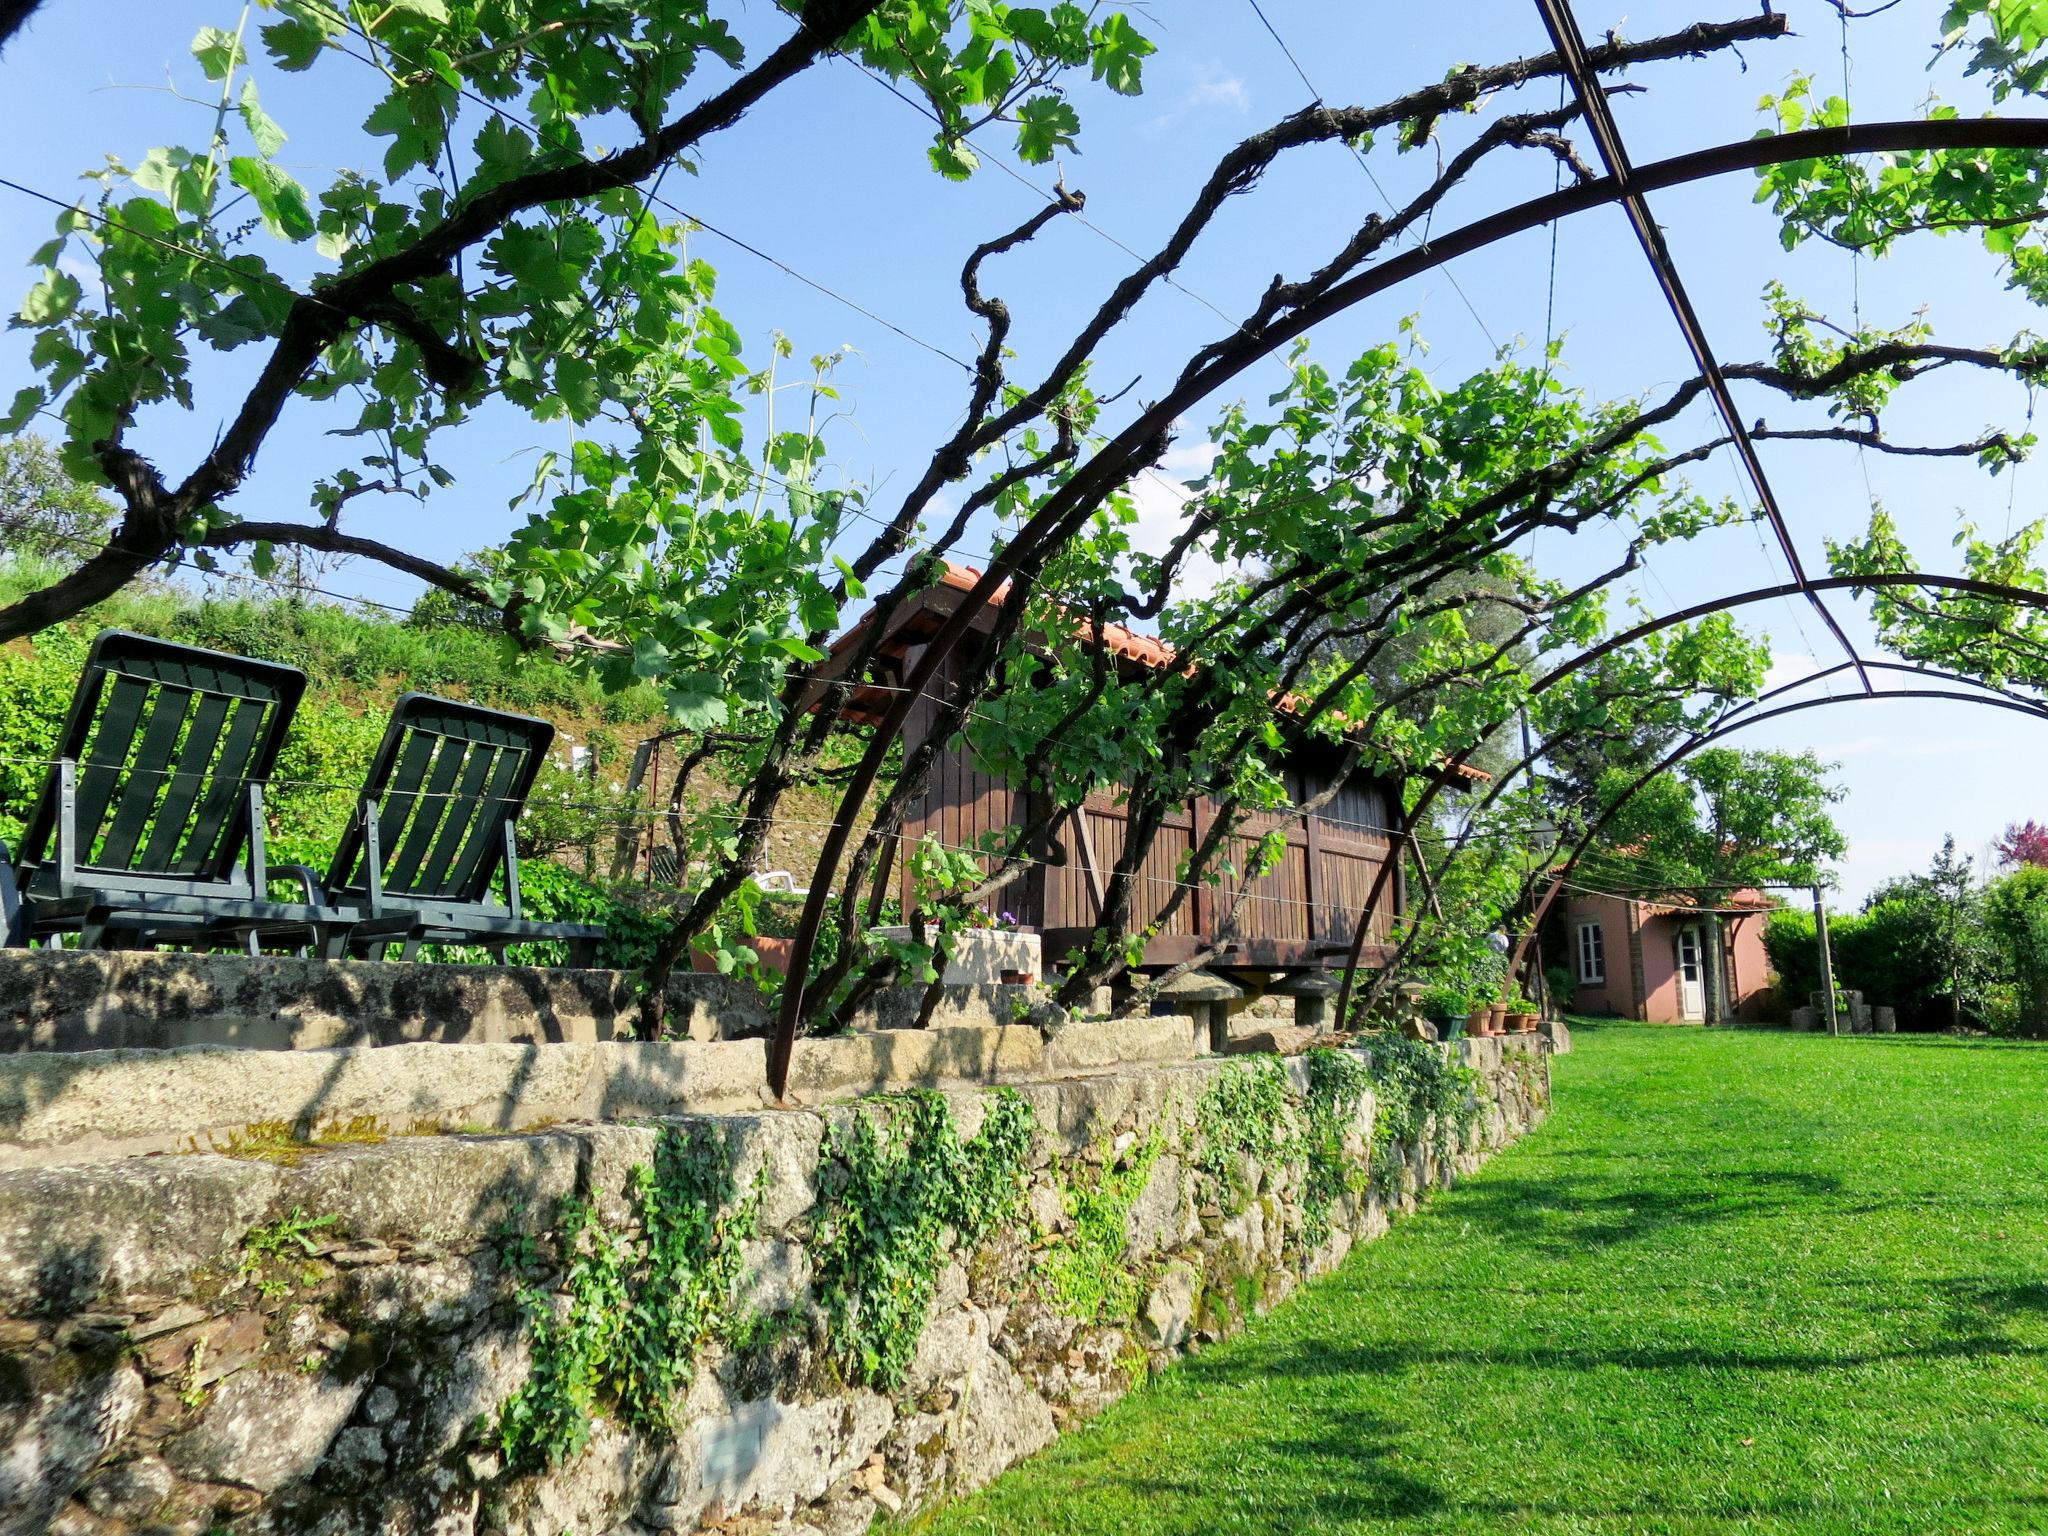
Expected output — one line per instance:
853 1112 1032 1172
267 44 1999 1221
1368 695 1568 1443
1302 795 1323 944
1074 807 1106 916
1391 781 1409 930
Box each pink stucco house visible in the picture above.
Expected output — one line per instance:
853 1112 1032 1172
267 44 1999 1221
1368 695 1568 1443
1560 888 1777 1022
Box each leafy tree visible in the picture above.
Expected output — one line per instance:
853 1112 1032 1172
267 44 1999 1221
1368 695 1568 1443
0 0 44 54
1756 5 2048 709
409 546 516 631
1997 819 2048 868
1596 748 1846 1025
0 0 1158 642
1854 837 1990 1030
0 433 114 566
1759 5 2048 311
10 1 2048 1063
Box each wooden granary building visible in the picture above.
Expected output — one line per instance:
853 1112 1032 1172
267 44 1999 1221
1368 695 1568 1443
824 564 1480 981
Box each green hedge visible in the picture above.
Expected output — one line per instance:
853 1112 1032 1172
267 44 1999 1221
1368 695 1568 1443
0 560 660 727
1765 905 1957 1031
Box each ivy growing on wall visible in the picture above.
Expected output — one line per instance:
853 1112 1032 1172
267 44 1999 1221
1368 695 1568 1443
1298 1048 1374 1247
1036 1129 1166 1324
1362 1034 1483 1177
498 1125 760 1471
812 1089 1036 1393
1192 1057 1294 1204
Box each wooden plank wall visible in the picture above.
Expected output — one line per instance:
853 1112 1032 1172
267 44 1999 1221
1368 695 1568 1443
894 667 1406 960
1037 800 1199 939
1304 772 1399 949
894 663 1043 927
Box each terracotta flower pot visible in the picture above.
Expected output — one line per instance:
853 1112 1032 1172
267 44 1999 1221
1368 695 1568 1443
689 936 795 977
1466 1007 1493 1037
746 936 796 976
1488 1003 1509 1034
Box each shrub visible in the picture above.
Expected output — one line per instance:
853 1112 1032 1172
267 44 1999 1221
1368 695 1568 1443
1983 866 2048 1036
1765 908 1822 1006
509 862 673 970
1835 898 1952 1031
0 561 663 725
1768 902 1989 1031
1543 964 1576 1010
1418 983 1469 1023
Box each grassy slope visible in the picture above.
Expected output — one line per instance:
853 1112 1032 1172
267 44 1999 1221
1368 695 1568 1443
921 1023 2048 1535
0 569 866 883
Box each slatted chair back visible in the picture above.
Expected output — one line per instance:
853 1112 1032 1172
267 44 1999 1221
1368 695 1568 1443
14 631 306 893
326 695 553 907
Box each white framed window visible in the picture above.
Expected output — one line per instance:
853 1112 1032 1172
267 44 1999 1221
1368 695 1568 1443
1576 919 1606 985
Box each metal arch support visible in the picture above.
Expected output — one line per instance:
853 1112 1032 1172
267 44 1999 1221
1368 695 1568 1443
1533 0 1871 690
1507 684 2048 985
770 115 2048 1099
1535 572 2048 703
1331 576 2048 1029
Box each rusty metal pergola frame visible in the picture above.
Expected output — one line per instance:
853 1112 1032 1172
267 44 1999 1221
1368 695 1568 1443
1533 0 1873 694
765 7 2048 1097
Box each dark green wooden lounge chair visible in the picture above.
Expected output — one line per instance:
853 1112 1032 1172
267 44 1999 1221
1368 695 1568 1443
287 694 603 964
0 630 366 955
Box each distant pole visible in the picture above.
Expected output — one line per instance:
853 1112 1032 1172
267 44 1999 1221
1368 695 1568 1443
1812 885 1840 1037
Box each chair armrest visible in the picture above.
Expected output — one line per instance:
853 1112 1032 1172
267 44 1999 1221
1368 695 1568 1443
0 838 25 948
273 864 328 905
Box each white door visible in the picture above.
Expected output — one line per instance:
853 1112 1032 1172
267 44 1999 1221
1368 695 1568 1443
1676 926 1706 1019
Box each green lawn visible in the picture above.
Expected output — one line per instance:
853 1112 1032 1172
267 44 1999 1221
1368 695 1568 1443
920 1022 2048 1535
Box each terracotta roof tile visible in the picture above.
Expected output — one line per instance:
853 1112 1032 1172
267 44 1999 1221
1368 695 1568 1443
834 560 1488 781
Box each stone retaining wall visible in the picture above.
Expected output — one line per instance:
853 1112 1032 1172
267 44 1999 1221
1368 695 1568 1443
0 1018 1206 1169
0 950 1042 1054
0 1037 1552 1536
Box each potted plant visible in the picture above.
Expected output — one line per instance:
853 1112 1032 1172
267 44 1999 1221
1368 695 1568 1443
1505 990 1539 1033
1421 983 1468 1040
1486 984 1510 1036
1466 982 1498 1037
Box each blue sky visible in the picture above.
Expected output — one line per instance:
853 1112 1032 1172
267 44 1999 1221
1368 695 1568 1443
1 0 2042 903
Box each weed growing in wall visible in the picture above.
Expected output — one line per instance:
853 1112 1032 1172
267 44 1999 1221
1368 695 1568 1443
812 1089 1036 1393
498 1125 759 1471
1036 1130 1166 1324
239 1208 338 1301
1193 1057 1294 1205
1298 1047 1374 1246
201 1116 387 1166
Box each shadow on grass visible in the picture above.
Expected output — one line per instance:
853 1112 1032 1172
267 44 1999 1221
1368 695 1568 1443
1016 1382 2048 1534
1177 1326 2048 1387
1112 1405 1449 1525
1439 1166 1844 1256
1940 1275 2048 1329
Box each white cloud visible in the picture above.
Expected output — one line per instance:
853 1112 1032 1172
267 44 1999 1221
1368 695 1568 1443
1142 64 1251 136
1155 440 1221 482
1124 440 1232 599
1762 651 1822 694
1189 73 1251 113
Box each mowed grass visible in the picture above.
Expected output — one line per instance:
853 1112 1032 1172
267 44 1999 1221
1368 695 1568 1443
918 1022 2048 1535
